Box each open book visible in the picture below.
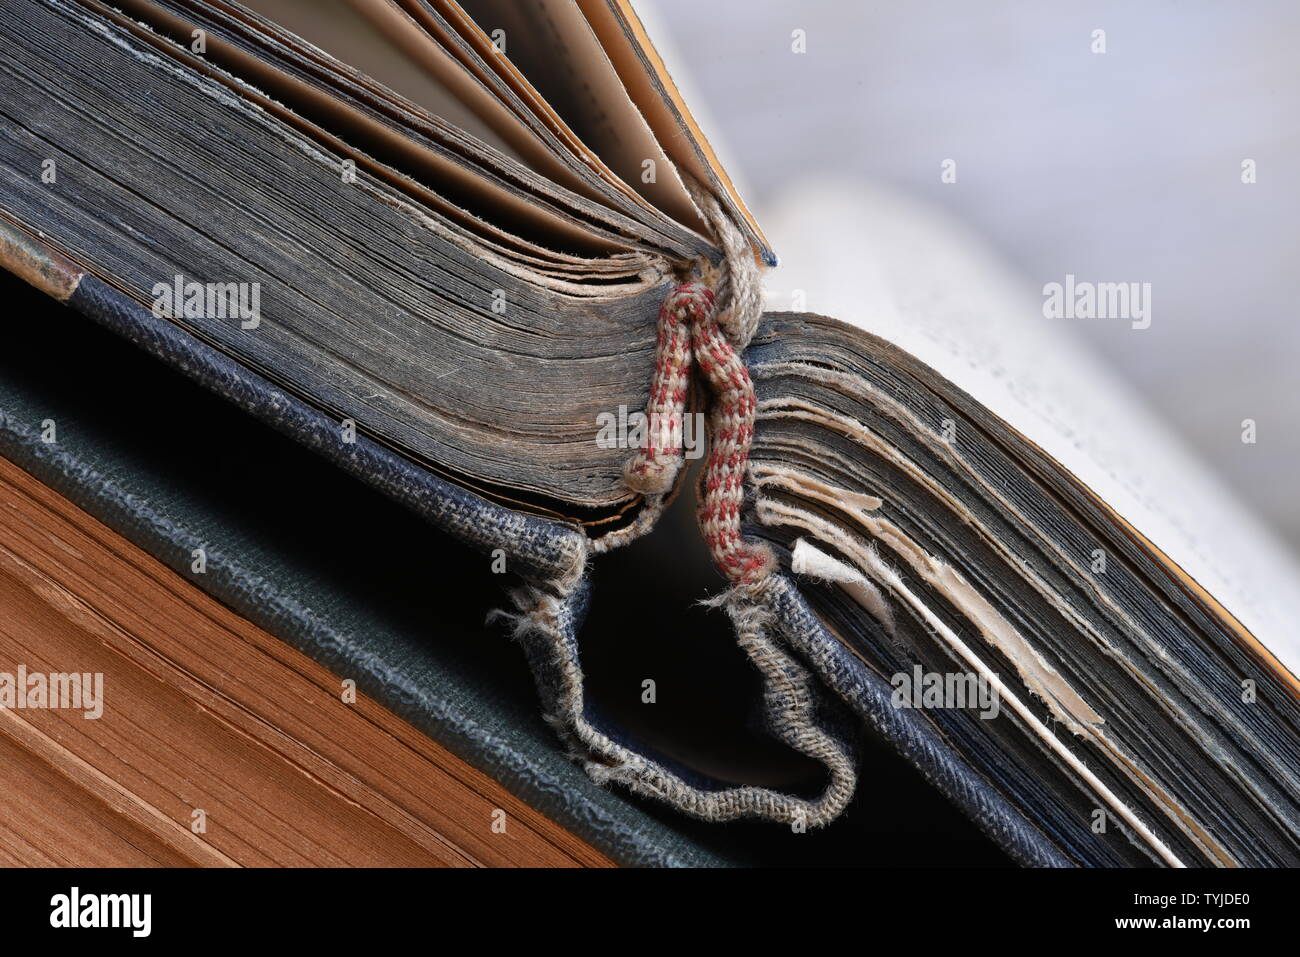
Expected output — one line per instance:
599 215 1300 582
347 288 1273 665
2 0 1297 867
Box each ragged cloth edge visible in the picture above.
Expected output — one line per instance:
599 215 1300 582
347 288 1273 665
488 562 859 829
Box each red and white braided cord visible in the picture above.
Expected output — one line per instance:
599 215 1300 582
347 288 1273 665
624 281 774 585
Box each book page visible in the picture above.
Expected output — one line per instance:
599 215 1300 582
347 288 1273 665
759 181 1300 678
239 0 520 159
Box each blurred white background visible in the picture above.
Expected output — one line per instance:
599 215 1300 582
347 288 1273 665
645 0 1300 550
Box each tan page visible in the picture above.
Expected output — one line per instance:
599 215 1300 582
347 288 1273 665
451 1 702 229
578 0 774 264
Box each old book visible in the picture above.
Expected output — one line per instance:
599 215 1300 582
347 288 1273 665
0 266 1003 867
1 0 1297 867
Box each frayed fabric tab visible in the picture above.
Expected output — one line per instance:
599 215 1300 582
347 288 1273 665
489 571 858 830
